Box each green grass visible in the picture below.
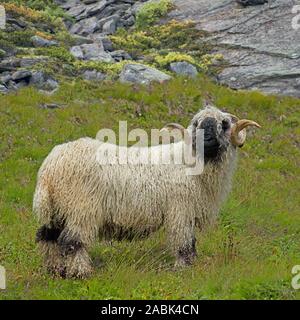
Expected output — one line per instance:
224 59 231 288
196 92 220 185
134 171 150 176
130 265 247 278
0 76 299 299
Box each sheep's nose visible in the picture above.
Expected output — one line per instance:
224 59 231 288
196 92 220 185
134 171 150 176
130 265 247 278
200 117 218 139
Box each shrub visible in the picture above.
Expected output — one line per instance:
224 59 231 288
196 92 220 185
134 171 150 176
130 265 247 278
0 30 35 47
35 46 75 64
154 52 196 68
135 0 173 29
74 60 137 77
3 3 45 22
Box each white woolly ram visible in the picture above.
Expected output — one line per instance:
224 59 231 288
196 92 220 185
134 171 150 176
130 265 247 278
33 105 260 278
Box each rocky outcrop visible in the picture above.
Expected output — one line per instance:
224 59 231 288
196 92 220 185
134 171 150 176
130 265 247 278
70 42 114 62
169 61 198 78
0 57 59 94
169 0 300 97
82 69 106 80
60 0 148 36
58 0 148 65
31 35 58 48
119 63 171 85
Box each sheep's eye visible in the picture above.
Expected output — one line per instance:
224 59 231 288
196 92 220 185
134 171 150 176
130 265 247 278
222 119 230 131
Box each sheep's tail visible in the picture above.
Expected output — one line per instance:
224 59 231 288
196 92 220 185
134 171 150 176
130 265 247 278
33 180 54 226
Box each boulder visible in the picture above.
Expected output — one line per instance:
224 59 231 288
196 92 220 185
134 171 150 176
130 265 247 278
20 56 49 68
67 5 86 20
71 35 94 46
70 43 114 62
102 18 117 34
0 84 8 94
30 71 59 92
0 58 21 72
82 70 106 81
31 35 58 48
86 0 107 16
169 61 198 78
0 73 12 85
89 35 114 51
110 50 132 62
70 45 84 59
119 63 171 85
11 70 32 82
70 16 98 36
169 0 300 97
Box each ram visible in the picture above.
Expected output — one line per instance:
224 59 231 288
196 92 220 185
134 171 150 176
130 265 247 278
33 104 260 278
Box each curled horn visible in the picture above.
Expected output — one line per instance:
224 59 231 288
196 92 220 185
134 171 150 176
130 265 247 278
231 119 261 147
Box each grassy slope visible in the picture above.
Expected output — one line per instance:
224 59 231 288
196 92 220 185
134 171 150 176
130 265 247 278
0 76 299 300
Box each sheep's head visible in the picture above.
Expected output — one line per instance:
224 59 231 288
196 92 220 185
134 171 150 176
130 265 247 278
162 104 261 162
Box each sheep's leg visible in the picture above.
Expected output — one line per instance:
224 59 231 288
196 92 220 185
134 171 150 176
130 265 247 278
36 225 64 275
57 228 93 279
175 236 197 267
166 207 197 268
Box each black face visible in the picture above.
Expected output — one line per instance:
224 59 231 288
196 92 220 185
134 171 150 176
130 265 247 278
196 117 230 163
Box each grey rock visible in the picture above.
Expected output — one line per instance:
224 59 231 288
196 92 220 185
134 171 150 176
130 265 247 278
11 70 32 81
110 50 132 62
61 0 80 10
6 80 18 91
122 15 135 27
86 0 107 16
0 73 12 84
119 63 171 85
20 56 49 67
97 14 120 28
101 37 114 51
67 5 86 19
71 34 94 45
70 45 84 59
82 70 106 80
102 18 117 34
0 58 21 72
81 43 105 60
30 71 59 92
70 43 114 62
169 61 198 78
70 16 98 36
169 0 300 97
31 35 58 47
0 85 8 94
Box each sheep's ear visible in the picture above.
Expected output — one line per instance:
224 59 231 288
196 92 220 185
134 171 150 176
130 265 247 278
227 113 239 124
